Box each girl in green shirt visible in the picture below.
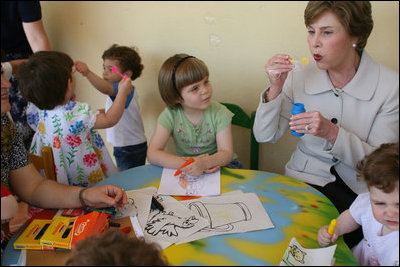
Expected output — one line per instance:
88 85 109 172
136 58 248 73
147 54 243 176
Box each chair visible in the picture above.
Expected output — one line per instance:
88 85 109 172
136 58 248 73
29 146 56 181
220 102 259 170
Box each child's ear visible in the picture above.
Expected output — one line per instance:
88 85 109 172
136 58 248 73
123 70 133 80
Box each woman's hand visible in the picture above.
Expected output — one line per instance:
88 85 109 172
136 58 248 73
318 225 338 247
264 54 294 97
81 184 127 209
289 111 339 144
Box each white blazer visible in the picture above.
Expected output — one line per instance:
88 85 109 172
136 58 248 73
253 51 399 194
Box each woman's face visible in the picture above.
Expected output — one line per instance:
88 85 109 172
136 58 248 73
1 72 11 114
307 10 357 71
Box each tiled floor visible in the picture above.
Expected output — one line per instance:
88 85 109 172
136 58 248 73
9 201 30 233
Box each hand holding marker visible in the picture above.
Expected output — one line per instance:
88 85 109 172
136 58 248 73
112 65 128 80
328 219 337 235
174 158 195 176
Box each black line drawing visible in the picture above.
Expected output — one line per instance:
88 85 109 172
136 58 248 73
145 210 199 237
283 244 307 265
188 201 252 232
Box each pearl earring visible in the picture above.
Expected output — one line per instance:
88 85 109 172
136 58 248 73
352 43 357 48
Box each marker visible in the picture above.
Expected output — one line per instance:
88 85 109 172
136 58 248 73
328 219 337 235
151 196 165 211
111 65 128 80
174 158 195 176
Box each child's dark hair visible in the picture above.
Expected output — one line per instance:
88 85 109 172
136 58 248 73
356 143 399 193
158 53 209 109
17 51 73 110
64 230 169 266
102 44 143 80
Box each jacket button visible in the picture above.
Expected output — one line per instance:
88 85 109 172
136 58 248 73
331 118 338 124
332 157 338 162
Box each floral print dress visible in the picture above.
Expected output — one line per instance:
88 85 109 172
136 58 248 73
26 101 117 187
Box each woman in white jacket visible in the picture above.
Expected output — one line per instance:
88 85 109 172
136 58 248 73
253 1 398 247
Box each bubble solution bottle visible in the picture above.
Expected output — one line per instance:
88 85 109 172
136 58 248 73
291 103 305 137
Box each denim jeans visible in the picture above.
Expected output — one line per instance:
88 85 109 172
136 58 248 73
113 142 147 172
225 158 244 169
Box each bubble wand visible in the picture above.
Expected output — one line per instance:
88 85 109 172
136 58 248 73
289 57 310 65
111 65 128 80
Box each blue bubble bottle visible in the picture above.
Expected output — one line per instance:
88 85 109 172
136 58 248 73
291 103 305 137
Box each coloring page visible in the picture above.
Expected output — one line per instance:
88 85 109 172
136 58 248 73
114 187 156 229
158 168 220 196
176 192 274 244
280 237 337 266
143 195 209 244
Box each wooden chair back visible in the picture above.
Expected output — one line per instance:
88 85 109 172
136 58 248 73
29 146 56 181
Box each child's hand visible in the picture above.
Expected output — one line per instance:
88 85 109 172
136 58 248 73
117 76 132 96
181 154 210 177
74 61 90 76
318 225 338 247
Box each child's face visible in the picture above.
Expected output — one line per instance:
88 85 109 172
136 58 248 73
180 76 213 111
369 184 399 232
103 59 123 83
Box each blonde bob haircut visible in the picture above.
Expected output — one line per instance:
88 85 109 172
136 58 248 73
158 53 209 109
304 1 373 53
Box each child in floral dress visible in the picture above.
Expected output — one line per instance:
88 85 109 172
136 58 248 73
17 51 132 187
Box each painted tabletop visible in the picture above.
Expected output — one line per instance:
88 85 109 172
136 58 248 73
97 164 358 266
2 164 358 266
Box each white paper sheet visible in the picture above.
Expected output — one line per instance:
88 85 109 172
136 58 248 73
176 192 274 244
280 237 337 266
143 195 209 244
157 168 220 196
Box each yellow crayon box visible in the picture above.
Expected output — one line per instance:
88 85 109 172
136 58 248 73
13 219 55 250
40 216 77 249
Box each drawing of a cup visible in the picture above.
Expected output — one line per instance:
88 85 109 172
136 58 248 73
188 201 252 232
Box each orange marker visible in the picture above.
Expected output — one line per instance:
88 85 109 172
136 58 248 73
174 158 195 176
328 219 337 235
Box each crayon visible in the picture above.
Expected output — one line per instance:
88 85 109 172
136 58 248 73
174 158 195 176
328 219 337 235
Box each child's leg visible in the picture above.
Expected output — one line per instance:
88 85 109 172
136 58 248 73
113 142 147 171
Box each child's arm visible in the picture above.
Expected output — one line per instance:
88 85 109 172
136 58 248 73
318 209 360 247
74 61 115 96
93 77 132 129
181 124 234 176
147 123 188 169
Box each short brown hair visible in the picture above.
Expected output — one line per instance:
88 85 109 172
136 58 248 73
17 51 73 110
356 143 399 193
158 54 209 109
102 44 143 80
304 1 373 52
64 230 169 266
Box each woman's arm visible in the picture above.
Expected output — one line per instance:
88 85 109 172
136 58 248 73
9 164 127 209
22 19 51 52
147 123 187 169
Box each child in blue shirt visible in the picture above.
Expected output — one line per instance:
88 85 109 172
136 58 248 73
75 44 147 171
147 54 243 176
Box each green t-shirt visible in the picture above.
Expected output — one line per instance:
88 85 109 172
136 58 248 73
158 101 234 157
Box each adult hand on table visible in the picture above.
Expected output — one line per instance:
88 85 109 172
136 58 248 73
80 184 127 209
